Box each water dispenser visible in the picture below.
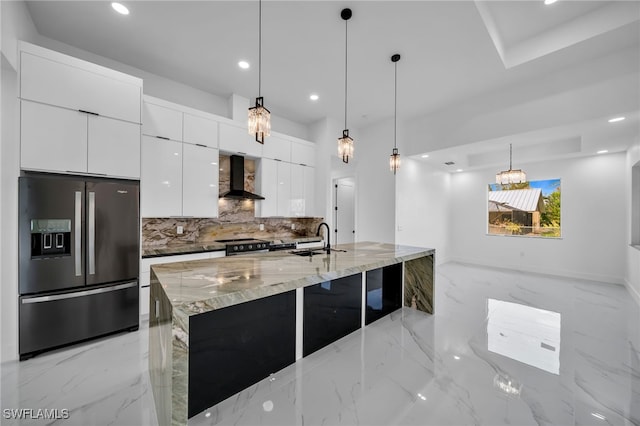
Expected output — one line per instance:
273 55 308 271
30 219 71 258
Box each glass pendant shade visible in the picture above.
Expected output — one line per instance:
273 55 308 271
248 97 270 144
495 169 526 185
495 144 526 184
390 148 400 174
338 129 354 163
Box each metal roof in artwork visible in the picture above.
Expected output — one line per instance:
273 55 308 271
488 188 544 212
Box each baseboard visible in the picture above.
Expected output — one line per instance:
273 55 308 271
624 278 640 308
446 257 625 286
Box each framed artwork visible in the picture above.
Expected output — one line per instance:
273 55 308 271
488 179 561 238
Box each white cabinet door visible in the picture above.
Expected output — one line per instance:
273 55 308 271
142 102 183 141
141 135 183 217
20 51 141 123
219 122 263 158
20 100 87 173
88 115 141 178
183 113 218 148
276 161 292 216
304 166 315 216
182 144 219 217
291 141 316 167
290 164 305 217
262 135 291 162
256 158 278 217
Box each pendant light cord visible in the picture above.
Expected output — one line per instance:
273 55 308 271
509 143 513 170
394 61 397 149
258 0 262 97
344 17 348 130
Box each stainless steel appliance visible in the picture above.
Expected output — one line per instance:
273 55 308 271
269 241 296 252
19 174 140 360
216 238 270 256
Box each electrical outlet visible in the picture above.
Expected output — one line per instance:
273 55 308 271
259 224 264 231
177 226 184 235
291 224 296 230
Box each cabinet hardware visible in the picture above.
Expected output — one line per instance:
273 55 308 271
300 163 306 166
78 109 100 116
195 144 207 148
237 151 247 155
156 136 170 140
274 159 282 162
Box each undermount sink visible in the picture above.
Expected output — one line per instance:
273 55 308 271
290 249 325 257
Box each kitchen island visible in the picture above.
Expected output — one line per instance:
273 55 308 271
149 241 434 426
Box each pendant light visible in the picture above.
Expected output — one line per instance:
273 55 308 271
495 144 527 184
248 0 270 144
389 54 401 174
337 8 354 163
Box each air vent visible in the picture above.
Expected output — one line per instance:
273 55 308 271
444 161 455 165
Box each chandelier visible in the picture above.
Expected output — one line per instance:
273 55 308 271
496 144 526 184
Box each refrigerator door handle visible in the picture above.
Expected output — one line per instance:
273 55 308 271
21 281 138 304
88 191 96 275
75 191 82 276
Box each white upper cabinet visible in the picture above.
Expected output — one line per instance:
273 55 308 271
219 122 263 158
182 144 219 217
87 115 141 179
291 164 315 217
141 136 183 217
21 100 88 174
142 102 182 141
291 140 316 167
18 42 142 178
256 158 278 217
262 135 291 162
20 48 141 123
276 161 292 217
183 113 218 148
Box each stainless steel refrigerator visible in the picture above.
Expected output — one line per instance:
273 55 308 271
19 174 139 360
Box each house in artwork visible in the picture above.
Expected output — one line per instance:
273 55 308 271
488 188 546 235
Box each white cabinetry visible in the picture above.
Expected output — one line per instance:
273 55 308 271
291 164 315 217
257 158 295 217
142 102 182 141
262 135 291 162
183 113 218 148
182 144 219 217
291 140 316 167
219 122 263 158
18 42 142 179
140 97 220 217
277 161 292 216
141 136 183 217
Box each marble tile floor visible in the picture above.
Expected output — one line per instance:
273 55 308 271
2 262 639 425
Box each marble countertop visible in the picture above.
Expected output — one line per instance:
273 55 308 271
151 241 434 317
141 236 323 258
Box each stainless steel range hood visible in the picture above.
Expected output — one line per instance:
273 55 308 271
219 155 265 200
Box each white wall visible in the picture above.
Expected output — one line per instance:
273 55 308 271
626 140 640 305
396 158 451 264
352 118 396 244
448 153 627 284
1 0 39 363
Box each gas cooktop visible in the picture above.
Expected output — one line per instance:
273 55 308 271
215 238 270 255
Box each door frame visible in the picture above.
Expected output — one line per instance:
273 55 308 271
332 175 357 245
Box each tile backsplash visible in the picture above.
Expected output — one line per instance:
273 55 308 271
142 217 324 247
142 155 323 247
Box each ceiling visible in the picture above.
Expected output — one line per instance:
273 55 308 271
24 1 640 171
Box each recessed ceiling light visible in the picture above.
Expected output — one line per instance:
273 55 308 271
309 94 319 101
238 60 250 69
544 0 558 5
421 154 429 158
608 116 625 123
597 150 609 154
111 2 129 15
456 169 463 172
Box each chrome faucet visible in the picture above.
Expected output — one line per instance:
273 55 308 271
316 222 331 254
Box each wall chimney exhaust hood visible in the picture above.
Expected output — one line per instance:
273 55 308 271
219 155 265 200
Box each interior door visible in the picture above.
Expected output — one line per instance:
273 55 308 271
85 179 140 286
335 177 356 245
